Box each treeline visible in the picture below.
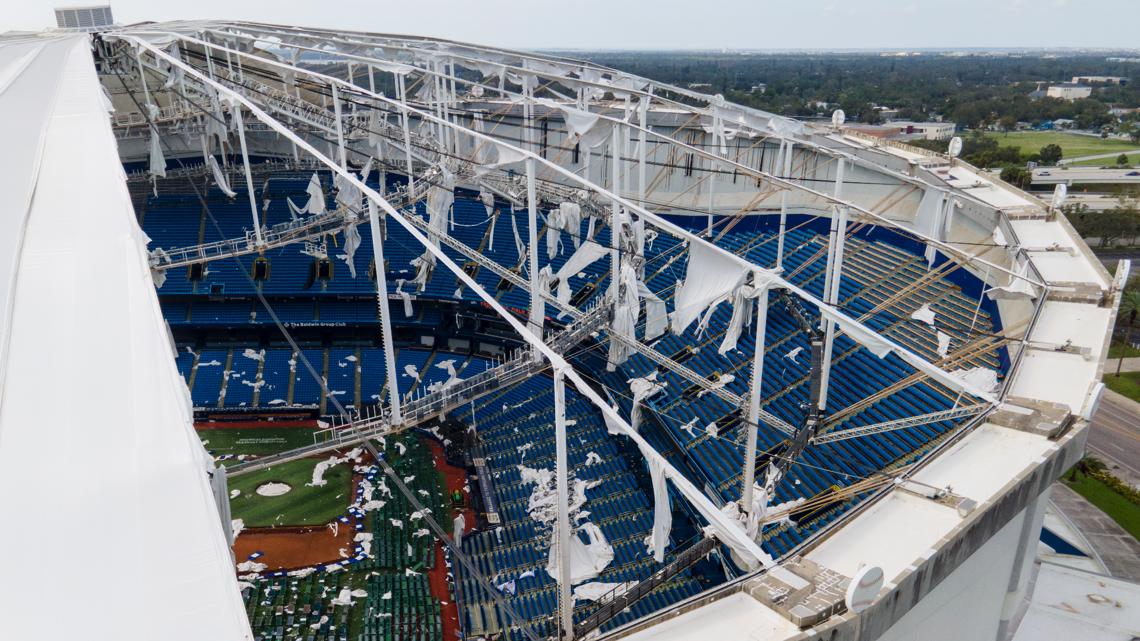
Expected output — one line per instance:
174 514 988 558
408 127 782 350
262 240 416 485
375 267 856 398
567 52 1140 129
1066 201 1140 247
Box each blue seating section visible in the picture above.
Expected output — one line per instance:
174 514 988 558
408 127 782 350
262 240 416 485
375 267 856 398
148 168 1006 634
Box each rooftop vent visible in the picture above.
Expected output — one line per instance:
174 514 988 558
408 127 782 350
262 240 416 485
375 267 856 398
53 5 114 32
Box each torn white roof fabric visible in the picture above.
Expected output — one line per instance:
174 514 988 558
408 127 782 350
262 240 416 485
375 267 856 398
671 241 749 335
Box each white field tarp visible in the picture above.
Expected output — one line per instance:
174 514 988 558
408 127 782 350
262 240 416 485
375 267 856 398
0 35 252 641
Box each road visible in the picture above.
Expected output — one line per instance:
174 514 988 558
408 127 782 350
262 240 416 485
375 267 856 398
1087 391 1140 489
1059 148 1140 165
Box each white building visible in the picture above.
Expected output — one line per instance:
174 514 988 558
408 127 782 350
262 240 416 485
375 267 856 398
1047 83 1093 100
891 120 957 140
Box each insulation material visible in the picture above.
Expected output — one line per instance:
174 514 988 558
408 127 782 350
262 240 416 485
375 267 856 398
914 188 950 267
640 442 672 563
395 281 414 317
671 241 750 335
545 522 613 585
820 308 893 358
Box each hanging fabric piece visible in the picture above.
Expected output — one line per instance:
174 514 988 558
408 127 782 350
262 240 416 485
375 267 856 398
637 441 672 563
395 280 414 317
206 90 228 152
819 308 893 358
480 190 497 251
627 371 664 432
409 252 435 292
719 278 773 355
608 262 642 370
671 241 751 335
638 281 668 341
162 43 185 90
545 522 613 585
509 205 526 265
208 156 237 199
334 170 362 213
561 202 582 249
287 172 326 219
551 240 608 311
368 105 388 158
148 127 166 184
472 142 527 176
546 205 565 258
937 331 952 357
340 223 362 278
425 164 455 240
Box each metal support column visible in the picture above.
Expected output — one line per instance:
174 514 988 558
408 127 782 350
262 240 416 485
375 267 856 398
232 107 265 246
332 84 347 169
397 73 416 197
553 368 574 641
818 203 849 410
741 276 769 515
367 199 403 424
610 125 622 291
776 140 790 269
526 158 543 343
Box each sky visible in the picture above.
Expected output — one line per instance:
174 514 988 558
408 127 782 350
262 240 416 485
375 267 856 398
9 0 1140 50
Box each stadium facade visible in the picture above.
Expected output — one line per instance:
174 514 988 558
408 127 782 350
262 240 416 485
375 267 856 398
0 20 1126 641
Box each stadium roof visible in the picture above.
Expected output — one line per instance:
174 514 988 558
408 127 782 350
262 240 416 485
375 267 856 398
0 33 251 641
0 20 1127 641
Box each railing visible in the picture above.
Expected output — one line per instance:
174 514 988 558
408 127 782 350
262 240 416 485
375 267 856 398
572 536 718 639
224 302 609 477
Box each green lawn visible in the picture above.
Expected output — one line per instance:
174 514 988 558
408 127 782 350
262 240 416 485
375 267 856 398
1063 473 1140 540
1104 372 1140 403
1070 152 1140 167
1108 342 1140 359
229 457 353 527
977 131 1138 160
199 427 316 456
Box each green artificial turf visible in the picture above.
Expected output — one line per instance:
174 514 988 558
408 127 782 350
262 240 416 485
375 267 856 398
198 427 316 456
228 457 353 527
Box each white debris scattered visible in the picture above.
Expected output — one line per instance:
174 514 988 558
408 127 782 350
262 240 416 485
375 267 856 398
785 346 804 363
394 441 407 455
330 589 354 607
496 580 516 595
390 519 403 529
230 489 241 499
697 374 735 398
584 451 603 466
242 348 266 362
412 528 430 538
309 615 330 630
231 518 245 538
937 331 952 357
910 304 937 326
404 364 419 378
679 418 699 439
705 422 718 438
236 560 267 573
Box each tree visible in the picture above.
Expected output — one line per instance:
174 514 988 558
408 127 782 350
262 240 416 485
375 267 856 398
1039 143 1063 166
1119 153 1131 166
1000 166 1032 189
1117 289 1140 376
